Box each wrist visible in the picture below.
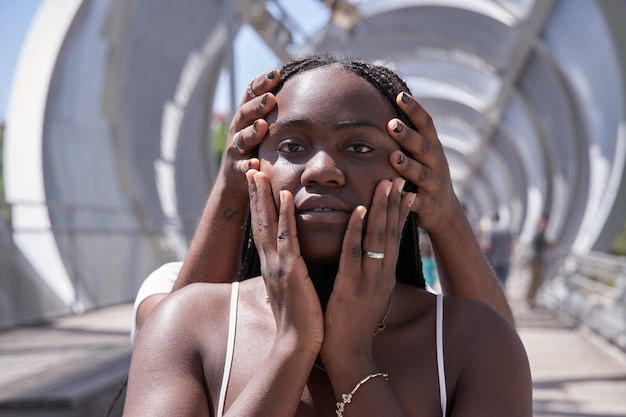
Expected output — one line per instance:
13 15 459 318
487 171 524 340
213 171 250 203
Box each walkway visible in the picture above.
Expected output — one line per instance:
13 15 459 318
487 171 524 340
0 273 624 416
507 271 626 416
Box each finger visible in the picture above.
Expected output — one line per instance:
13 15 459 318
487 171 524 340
399 191 417 231
251 171 278 256
395 92 441 149
387 118 437 168
246 169 264 256
389 149 438 194
361 180 392 266
230 118 270 156
336 205 367 292
276 190 301 258
383 178 406 269
234 157 260 177
240 70 280 106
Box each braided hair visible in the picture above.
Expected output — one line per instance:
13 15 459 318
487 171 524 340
238 53 425 289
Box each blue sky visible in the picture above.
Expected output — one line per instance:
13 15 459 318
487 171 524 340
0 0 42 122
0 0 330 123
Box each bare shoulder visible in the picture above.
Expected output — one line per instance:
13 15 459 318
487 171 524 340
442 296 533 416
134 281 240 354
441 295 526 362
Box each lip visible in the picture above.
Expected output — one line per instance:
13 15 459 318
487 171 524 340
296 195 354 223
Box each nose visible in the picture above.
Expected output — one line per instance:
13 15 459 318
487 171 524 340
301 150 345 188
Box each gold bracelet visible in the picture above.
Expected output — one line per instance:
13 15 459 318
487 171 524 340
335 372 389 417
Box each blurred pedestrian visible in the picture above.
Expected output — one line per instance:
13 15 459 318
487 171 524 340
481 212 514 288
526 216 551 306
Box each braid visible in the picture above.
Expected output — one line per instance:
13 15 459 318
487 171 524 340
240 53 425 288
238 215 260 280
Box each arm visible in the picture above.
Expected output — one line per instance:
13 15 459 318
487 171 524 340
388 92 515 325
174 71 281 290
429 210 514 325
133 72 281 335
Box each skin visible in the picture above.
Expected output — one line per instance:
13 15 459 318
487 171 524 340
134 65 515 335
124 66 532 417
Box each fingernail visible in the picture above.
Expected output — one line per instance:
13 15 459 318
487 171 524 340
261 94 267 106
401 92 410 104
393 121 403 133
385 181 393 197
397 153 405 165
397 179 406 194
408 193 416 207
267 70 275 80
253 120 258 133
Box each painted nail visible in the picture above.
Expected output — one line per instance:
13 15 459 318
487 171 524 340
261 94 267 106
401 92 410 104
393 122 403 133
267 70 275 80
397 153 405 165
253 120 258 133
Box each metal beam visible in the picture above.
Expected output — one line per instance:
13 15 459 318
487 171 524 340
458 0 558 199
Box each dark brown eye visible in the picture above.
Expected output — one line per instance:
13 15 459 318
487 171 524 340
347 143 373 153
277 142 305 154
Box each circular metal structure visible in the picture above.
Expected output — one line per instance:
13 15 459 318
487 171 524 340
3 0 626 325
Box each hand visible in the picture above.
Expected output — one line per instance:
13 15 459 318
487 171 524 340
246 169 324 351
221 71 281 198
321 177 415 368
387 92 465 236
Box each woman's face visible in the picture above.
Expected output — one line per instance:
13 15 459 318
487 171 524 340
258 66 402 263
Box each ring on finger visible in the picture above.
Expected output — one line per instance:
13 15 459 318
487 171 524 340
233 131 244 153
247 80 257 99
362 250 385 260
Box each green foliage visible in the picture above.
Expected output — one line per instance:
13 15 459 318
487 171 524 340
212 117 228 165
611 220 626 256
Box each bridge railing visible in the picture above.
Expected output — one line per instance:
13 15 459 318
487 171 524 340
514 245 626 353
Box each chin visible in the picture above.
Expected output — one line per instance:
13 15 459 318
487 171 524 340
300 243 342 265
297 225 344 265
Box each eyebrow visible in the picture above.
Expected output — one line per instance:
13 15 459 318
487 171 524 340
270 118 386 134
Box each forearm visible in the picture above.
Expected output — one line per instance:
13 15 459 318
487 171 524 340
429 213 515 326
174 175 249 290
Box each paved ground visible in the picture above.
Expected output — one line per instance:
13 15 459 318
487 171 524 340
507 271 626 417
0 304 132 417
0 271 624 416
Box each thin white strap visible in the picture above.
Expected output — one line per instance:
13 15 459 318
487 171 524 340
217 281 239 417
436 294 447 417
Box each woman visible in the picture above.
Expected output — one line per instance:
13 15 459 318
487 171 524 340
124 55 531 416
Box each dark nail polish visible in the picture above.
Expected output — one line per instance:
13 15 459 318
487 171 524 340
253 120 258 133
397 153 405 165
401 92 410 104
267 70 275 80
393 122 403 133
261 94 267 106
